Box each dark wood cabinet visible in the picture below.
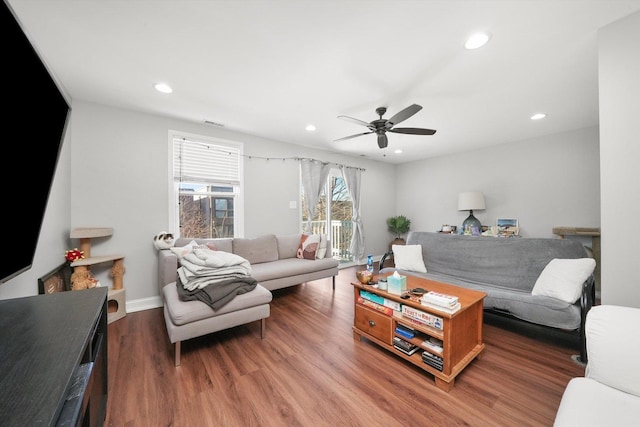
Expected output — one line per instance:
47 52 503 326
0 287 108 426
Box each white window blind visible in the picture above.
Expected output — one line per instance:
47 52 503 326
173 137 240 185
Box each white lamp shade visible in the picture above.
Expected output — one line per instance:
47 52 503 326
458 192 486 211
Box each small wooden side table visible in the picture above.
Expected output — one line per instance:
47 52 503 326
552 227 600 294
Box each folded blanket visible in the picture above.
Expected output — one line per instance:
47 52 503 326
178 269 252 291
176 276 258 310
177 247 253 290
181 248 251 274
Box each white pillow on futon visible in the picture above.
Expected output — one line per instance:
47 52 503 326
531 258 596 303
392 244 427 273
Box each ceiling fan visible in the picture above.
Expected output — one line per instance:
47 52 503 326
334 104 436 149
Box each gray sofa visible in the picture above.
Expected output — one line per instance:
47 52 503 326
158 233 340 365
380 231 595 362
159 233 340 292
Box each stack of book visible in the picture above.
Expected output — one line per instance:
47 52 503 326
393 336 419 356
356 296 393 316
395 323 415 340
401 305 444 330
421 291 461 314
422 351 444 371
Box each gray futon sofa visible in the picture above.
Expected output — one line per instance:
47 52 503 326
380 231 596 362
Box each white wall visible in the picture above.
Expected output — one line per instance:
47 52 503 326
66 101 396 311
395 126 600 242
598 11 640 307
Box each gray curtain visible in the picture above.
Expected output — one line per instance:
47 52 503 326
300 159 331 233
341 166 364 263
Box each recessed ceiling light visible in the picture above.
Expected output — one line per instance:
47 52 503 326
305 124 316 131
465 32 491 50
154 82 173 93
531 113 547 120
394 149 403 154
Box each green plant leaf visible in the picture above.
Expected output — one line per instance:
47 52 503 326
387 215 411 237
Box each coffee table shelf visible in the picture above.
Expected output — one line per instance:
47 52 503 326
351 274 486 392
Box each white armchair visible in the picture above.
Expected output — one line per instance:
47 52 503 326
554 305 640 426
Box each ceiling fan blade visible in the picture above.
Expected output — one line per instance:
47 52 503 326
333 131 373 142
387 104 422 126
337 115 373 128
389 127 437 135
377 133 388 149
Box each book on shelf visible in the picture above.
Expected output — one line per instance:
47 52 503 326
422 351 444 371
394 344 420 356
395 323 415 334
360 289 384 305
393 337 419 355
420 301 461 314
421 337 443 354
401 305 444 330
356 296 393 316
360 289 403 312
422 291 458 308
394 327 415 340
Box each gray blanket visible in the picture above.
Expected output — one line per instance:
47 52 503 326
176 276 257 310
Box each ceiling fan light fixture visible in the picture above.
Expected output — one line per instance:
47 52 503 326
335 104 436 149
465 32 491 50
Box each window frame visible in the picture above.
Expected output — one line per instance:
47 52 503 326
168 130 244 239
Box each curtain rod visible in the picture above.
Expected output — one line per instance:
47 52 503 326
176 138 366 172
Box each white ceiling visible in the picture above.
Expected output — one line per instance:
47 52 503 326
8 0 640 164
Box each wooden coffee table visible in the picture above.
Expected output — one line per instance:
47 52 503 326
351 274 486 392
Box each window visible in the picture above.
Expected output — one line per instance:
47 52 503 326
170 132 243 239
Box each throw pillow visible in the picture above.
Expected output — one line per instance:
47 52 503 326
297 233 321 260
316 234 328 259
531 258 596 303
392 244 427 273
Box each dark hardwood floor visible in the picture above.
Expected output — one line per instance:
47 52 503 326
105 266 584 426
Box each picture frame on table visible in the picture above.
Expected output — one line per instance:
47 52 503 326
497 218 519 236
38 262 72 294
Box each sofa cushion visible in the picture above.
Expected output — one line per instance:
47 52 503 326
585 305 640 397
406 232 587 292
554 377 640 427
296 233 321 260
392 244 427 273
163 282 272 326
277 233 302 259
531 258 596 303
233 234 278 264
250 258 339 283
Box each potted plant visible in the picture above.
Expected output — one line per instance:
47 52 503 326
386 215 411 249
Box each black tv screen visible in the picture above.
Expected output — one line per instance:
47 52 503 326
1 1 71 284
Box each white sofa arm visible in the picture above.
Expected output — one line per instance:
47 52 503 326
585 305 640 397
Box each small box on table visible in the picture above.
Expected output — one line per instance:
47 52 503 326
387 274 407 295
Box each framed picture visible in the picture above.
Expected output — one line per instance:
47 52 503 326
497 218 518 228
497 218 519 236
38 262 72 294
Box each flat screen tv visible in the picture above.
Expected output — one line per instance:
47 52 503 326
1 1 71 284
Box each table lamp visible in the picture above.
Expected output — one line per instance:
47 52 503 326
458 191 485 232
